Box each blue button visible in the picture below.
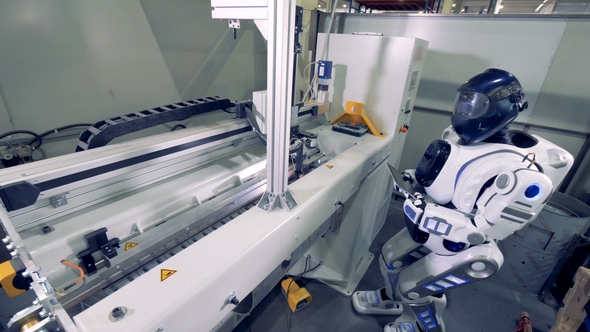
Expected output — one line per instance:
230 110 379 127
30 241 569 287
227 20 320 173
525 184 541 198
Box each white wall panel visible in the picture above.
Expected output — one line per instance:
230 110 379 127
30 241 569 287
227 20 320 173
0 0 267 159
532 19 590 133
0 0 180 134
139 0 267 101
341 15 568 123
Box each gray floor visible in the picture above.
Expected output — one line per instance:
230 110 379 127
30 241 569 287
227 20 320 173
234 197 557 332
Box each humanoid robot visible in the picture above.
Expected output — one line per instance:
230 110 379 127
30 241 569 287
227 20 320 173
352 69 574 332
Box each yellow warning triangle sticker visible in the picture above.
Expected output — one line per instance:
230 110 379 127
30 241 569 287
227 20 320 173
326 165 334 169
124 242 139 251
160 269 177 282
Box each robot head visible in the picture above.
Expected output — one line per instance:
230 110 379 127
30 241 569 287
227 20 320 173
451 69 528 145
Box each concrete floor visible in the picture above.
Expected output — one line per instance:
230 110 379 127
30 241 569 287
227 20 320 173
234 197 557 332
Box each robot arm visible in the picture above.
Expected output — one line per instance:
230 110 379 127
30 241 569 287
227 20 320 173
401 164 554 257
391 155 556 301
473 169 554 240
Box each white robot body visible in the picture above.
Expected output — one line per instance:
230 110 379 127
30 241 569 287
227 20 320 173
426 126 572 212
353 126 573 332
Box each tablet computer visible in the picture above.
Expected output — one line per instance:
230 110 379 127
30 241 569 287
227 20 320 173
387 164 416 196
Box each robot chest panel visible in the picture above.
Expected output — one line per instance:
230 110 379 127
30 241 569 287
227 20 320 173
451 148 528 213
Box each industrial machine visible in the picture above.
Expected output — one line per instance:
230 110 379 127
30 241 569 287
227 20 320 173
352 69 574 332
0 1 428 331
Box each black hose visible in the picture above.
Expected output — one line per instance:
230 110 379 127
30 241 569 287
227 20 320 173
27 123 93 148
170 124 187 131
0 130 43 149
244 105 267 147
292 140 304 177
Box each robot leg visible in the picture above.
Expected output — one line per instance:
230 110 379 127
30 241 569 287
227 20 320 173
352 228 431 315
385 241 504 332
383 293 447 332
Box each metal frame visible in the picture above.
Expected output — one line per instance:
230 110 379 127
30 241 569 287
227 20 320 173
343 12 590 17
348 0 373 13
258 0 298 212
211 0 298 212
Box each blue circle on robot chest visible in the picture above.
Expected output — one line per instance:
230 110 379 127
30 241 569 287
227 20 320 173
525 184 541 199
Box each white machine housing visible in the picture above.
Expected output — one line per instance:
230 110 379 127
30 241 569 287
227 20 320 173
317 33 428 169
0 34 428 332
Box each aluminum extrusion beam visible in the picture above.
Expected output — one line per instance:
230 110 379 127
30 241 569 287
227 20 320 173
211 1 298 211
0 120 252 213
258 0 298 212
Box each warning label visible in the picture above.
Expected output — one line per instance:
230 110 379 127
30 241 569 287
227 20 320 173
161 269 177 282
124 242 139 251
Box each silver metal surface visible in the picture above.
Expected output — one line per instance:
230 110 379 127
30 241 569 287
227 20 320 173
258 0 298 212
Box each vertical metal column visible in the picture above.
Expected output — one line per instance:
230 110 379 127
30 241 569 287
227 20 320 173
257 0 298 212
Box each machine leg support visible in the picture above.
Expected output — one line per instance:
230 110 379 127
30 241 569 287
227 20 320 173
258 189 297 212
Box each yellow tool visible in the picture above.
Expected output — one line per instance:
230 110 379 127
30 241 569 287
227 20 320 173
0 260 26 297
331 101 385 138
281 278 312 313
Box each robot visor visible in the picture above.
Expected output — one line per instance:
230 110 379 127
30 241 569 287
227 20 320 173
454 92 489 119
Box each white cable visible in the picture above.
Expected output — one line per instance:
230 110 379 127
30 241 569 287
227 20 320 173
301 0 338 103
302 61 319 101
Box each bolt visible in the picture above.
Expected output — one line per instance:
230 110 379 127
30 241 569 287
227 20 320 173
22 270 30 278
40 282 50 294
2 236 11 244
6 243 15 250
116 265 121 270
111 307 125 319
39 309 47 317
10 250 18 257
226 293 239 306
33 299 40 305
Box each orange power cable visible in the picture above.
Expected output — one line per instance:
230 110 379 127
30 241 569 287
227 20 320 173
60 259 85 285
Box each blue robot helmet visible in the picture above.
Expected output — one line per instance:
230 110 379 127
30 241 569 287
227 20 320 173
451 69 528 145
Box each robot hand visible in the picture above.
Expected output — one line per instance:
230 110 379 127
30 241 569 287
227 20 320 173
402 169 416 185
